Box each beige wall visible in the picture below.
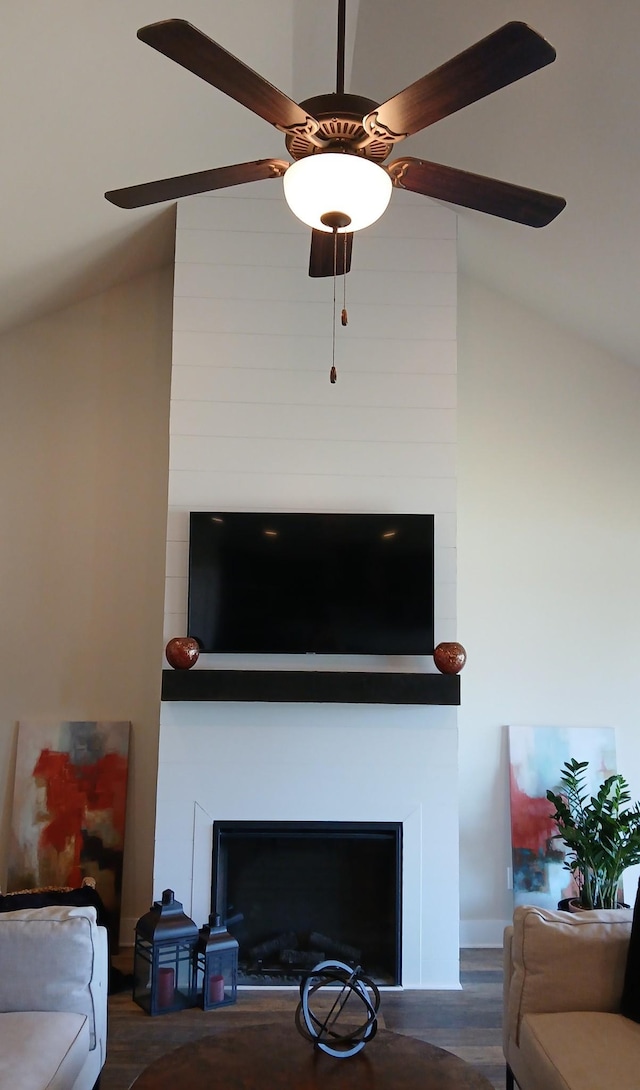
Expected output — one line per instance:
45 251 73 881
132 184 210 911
457 275 640 942
2 256 639 947
0 267 173 929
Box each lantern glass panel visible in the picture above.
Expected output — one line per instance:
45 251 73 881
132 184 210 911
197 946 238 1009
133 937 197 1015
133 937 153 1011
157 942 195 1010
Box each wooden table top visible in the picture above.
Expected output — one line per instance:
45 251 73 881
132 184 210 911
131 1022 494 1090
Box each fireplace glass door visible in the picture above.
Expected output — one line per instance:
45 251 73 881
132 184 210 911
212 820 401 985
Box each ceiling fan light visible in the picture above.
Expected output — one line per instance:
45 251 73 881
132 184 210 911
283 153 392 233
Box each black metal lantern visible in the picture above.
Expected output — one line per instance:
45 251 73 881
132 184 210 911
133 889 199 1015
195 913 239 1010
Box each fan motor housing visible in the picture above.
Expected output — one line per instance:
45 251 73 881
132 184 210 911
285 93 391 163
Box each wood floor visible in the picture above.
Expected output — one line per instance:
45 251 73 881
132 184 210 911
102 949 505 1090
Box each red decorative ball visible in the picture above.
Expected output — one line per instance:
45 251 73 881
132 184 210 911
433 641 467 674
165 636 200 670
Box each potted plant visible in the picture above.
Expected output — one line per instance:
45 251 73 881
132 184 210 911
546 757 640 909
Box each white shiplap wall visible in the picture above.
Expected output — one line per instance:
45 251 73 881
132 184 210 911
164 188 458 643
155 184 461 987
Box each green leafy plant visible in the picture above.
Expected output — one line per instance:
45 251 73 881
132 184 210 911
546 758 640 909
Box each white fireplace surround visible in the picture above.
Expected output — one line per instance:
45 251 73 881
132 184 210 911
154 700 459 989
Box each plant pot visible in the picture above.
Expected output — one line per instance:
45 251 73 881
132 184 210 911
557 897 629 912
557 898 584 913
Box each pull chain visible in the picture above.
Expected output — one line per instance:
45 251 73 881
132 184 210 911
329 231 349 383
342 247 348 326
320 210 351 384
330 229 338 383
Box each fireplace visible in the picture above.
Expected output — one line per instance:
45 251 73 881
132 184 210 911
211 820 402 985
153 702 460 988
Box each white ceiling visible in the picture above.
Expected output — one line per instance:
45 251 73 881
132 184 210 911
2 1 639 366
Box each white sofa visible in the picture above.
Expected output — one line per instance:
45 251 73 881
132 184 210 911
0 904 108 1090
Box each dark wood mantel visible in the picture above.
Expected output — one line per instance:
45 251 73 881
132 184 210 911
161 669 460 705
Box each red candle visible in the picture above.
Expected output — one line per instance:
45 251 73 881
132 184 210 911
157 966 175 1009
209 974 225 1004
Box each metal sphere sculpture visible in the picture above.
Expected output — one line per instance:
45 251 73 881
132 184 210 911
295 960 381 1058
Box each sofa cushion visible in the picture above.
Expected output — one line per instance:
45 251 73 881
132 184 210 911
0 906 99 1048
621 877 640 1022
518 1011 640 1090
508 905 632 1046
0 1011 89 1090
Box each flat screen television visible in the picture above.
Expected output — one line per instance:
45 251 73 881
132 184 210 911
187 512 435 656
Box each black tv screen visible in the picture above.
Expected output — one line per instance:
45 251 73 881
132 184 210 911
187 512 434 656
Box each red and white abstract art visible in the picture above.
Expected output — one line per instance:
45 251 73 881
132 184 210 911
7 721 130 923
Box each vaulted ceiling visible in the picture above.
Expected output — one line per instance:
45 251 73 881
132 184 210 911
3 1 638 366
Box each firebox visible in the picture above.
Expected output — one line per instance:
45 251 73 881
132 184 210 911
211 820 402 985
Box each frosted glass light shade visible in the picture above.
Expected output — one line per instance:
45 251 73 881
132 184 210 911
283 153 392 233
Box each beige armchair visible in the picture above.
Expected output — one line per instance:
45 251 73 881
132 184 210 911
503 904 639 1090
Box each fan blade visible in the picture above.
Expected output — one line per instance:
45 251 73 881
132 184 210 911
309 230 353 277
365 22 556 142
138 19 319 138
105 158 289 209
388 157 565 227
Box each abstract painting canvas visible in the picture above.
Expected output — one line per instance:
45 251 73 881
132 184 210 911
508 724 617 909
7 721 130 926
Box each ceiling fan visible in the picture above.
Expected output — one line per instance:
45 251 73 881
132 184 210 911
105 1 566 278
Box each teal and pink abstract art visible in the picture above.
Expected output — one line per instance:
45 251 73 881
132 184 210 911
508 725 617 909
